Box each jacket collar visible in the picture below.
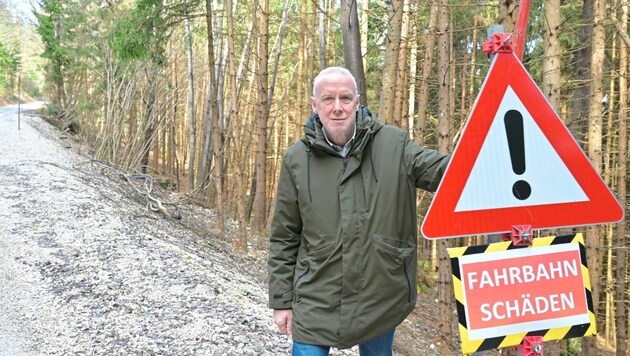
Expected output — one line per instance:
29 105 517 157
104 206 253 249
302 106 382 156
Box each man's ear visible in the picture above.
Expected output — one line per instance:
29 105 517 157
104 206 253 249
311 96 317 113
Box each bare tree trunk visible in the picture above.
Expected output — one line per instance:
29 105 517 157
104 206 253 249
604 37 616 351
584 0 606 351
224 18 255 131
378 0 403 124
361 0 368 73
437 2 450 152
341 0 366 104
615 4 628 354
415 0 439 272
204 0 225 229
415 0 438 144
265 0 291 225
468 13 477 110
170 100 180 191
318 0 327 69
244 6 259 224
140 68 159 174
542 0 561 110
499 0 517 33
436 0 452 348
253 0 269 228
569 0 593 136
393 0 411 128
226 0 247 251
169 39 181 190
185 12 196 191
269 0 291 109
198 1 216 192
459 38 468 128
297 0 306 131
408 17 417 136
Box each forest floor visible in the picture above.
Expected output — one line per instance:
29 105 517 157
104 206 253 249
0 102 580 355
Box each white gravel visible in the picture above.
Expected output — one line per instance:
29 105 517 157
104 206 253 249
0 104 363 355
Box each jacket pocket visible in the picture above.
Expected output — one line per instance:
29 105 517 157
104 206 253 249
373 235 414 259
371 235 416 303
308 242 336 262
294 242 335 302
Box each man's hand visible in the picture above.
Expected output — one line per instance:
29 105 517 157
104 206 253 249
272 309 293 334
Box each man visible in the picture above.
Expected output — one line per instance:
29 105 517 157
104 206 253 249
268 67 449 355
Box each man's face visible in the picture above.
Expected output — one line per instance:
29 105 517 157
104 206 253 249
311 72 360 146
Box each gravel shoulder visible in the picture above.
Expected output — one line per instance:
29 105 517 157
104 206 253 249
0 104 449 355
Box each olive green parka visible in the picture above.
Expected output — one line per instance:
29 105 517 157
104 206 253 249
268 107 449 348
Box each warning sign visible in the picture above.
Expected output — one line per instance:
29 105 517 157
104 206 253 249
448 234 596 354
421 52 624 239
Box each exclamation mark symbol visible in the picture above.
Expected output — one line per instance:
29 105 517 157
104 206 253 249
504 110 531 200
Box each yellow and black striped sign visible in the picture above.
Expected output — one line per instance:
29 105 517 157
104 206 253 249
448 233 596 355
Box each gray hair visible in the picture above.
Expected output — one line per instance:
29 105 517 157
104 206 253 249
312 67 358 97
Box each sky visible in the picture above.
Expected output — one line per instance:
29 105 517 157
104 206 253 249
7 0 38 24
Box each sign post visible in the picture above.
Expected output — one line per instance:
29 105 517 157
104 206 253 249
18 74 21 130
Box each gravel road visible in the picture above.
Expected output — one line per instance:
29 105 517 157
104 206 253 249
0 104 369 355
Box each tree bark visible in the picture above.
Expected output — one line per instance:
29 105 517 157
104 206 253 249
341 0 366 104
140 67 159 174
185 12 196 190
436 0 452 348
206 0 225 228
393 0 411 128
226 0 247 251
468 13 477 111
415 0 438 144
583 0 605 351
569 0 593 137
360 0 368 73
378 0 403 124
542 0 561 110
498 0 517 33
253 0 269 228
318 0 327 69
296 0 307 138
615 3 628 354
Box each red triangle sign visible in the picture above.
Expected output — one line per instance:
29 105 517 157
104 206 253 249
421 52 624 239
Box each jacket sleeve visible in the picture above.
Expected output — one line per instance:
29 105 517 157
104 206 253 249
268 154 302 309
402 133 451 192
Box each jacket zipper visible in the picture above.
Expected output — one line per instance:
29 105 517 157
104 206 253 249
403 258 412 303
294 267 310 303
295 267 309 286
342 157 349 173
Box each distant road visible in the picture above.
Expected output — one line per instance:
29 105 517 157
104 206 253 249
0 101 45 113
0 99 296 355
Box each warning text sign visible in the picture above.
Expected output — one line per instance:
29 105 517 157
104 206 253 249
449 234 596 354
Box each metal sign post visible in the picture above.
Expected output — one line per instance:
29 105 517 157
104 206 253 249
18 74 21 130
500 225 544 356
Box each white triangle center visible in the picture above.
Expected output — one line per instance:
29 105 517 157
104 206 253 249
455 86 589 212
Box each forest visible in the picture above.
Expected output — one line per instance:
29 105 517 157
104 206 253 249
0 1 42 101
5 0 629 353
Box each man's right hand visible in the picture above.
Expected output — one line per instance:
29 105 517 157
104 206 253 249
272 309 293 334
